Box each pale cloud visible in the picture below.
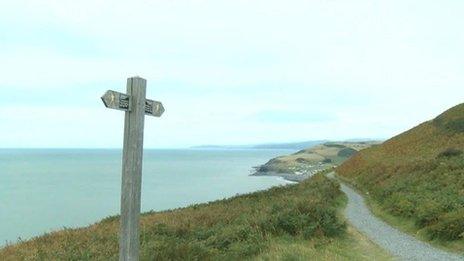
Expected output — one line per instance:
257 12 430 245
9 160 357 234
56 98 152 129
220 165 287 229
0 0 463 147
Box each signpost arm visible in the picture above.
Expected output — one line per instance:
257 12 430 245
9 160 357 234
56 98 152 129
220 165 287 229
120 77 146 261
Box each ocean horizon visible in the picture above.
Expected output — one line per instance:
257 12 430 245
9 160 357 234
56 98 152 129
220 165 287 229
0 148 292 246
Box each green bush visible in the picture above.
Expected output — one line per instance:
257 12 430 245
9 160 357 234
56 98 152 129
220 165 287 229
434 116 464 133
322 158 332 163
296 157 311 163
337 148 358 158
324 143 347 148
415 200 442 227
427 209 464 241
437 148 463 158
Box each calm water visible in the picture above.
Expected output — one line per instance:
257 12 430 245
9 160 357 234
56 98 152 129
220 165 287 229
0 149 291 246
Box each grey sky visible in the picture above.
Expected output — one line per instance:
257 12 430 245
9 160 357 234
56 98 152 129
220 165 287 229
1 0 463 148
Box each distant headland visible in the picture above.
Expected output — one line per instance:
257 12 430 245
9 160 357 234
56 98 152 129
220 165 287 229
190 139 379 150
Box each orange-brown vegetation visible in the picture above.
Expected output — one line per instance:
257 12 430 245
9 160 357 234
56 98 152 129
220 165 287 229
0 175 346 260
338 103 464 244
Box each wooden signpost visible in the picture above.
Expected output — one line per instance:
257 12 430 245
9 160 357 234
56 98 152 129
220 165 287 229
101 76 164 261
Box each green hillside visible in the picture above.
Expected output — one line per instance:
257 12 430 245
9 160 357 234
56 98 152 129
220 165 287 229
337 103 464 250
254 141 379 180
0 174 390 260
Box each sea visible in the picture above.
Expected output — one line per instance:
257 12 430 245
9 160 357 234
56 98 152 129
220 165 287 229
0 149 293 246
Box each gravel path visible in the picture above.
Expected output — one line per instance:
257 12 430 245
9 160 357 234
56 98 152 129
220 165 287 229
328 173 464 261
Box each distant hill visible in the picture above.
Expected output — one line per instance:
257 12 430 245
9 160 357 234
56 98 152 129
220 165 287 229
191 140 328 150
337 103 464 248
190 140 383 150
252 140 328 150
190 145 250 149
254 141 380 181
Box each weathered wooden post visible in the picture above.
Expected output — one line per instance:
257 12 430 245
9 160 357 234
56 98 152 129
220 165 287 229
101 76 165 261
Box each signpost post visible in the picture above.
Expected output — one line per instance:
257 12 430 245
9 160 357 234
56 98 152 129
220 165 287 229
101 76 164 261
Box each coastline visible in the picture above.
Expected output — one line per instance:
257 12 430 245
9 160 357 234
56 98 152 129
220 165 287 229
251 170 312 182
250 141 380 183
0 148 290 248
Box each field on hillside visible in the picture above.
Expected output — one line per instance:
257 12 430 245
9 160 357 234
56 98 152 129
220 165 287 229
255 142 379 179
337 104 464 251
1 175 353 260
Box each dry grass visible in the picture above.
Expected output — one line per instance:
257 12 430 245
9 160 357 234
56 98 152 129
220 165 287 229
274 153 325 164
255 226 392 261
1 175 348 260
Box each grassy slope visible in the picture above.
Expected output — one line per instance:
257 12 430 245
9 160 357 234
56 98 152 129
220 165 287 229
337 103 464 252
0 174 390 260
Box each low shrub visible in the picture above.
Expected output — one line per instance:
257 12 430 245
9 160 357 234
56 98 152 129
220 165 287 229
296 157 311 163
324 143 347 148
427 209 464 241
322 158 332 163
437 148 463 158
415 200 442 227
337 148 358 158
